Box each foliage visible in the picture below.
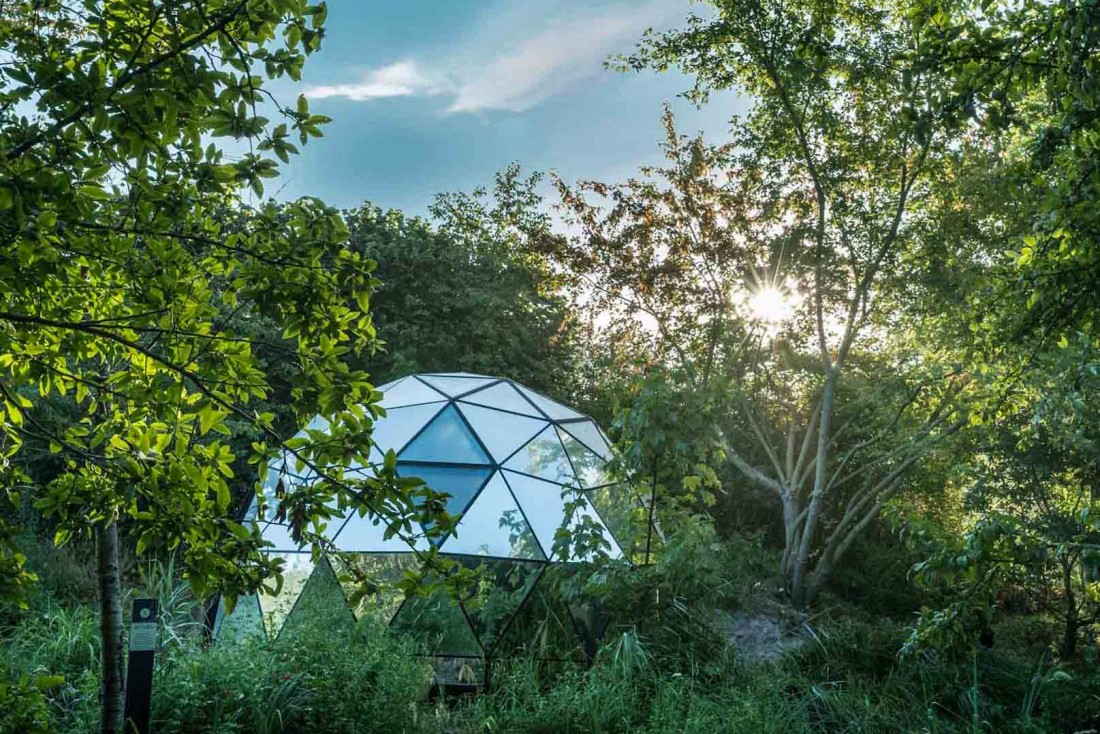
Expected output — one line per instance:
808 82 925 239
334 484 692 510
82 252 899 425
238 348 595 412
0 668 60 734
344 165 586 403
916 0 1100 335
0 0 461 616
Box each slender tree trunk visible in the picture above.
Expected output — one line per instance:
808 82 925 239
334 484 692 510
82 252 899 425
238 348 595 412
791 375 837 608
96 519 125 734
779 493 799 580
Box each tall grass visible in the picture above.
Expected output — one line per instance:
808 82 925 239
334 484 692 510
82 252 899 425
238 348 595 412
4 529 1099 733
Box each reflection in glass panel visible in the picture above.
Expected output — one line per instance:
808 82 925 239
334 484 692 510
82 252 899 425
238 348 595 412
454 557 544 655
584 484 646 561
493 565 586 662
459 381 543 417
213 594 263 642
456 404 547 463
329 552 420 623
371 402 445 454
514 384 583 421
418 375 495 397
379 377 446 408
399 405 489 465
501 472 573 560
560 420 613 461
439 472 545 560
279 556 355 639
504 471 622 561
391 588 481 656
503 426 576 485
557 427 612 489
257 553 314 638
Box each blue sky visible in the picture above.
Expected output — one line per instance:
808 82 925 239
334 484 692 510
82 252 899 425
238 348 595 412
267 0 746 216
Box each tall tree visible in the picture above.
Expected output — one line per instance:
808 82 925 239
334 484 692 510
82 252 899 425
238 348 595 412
0 2 438 731
554 0 990 606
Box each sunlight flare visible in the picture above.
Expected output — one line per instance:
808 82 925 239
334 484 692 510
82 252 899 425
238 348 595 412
746 284 801 324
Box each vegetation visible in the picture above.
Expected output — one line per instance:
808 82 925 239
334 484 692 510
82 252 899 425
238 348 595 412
1 0 1099 732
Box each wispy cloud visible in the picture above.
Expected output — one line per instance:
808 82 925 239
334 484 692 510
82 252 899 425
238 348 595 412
306 61 441 102
304 1 677 114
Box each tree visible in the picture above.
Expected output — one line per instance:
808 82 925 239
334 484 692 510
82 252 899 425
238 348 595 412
551 0 991 607
908 340 1100 660
344 165 586 403
916 0 1100 335
0 2 440 731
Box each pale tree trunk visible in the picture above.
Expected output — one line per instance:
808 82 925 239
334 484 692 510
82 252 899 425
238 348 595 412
789 374 837 608
96 519 124 734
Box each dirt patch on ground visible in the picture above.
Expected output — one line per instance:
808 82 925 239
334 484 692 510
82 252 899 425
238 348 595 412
714 594 811 663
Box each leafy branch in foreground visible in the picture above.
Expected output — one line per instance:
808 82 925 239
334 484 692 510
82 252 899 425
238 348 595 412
0 1 443 731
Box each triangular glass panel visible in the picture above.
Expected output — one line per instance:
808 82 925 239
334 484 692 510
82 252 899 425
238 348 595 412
279 556 355 639
458 381 542 417
503 426 577 485
331 509 429 553
513 384 584 421
380 376 447 408
213 594 263 643
503 471 623 561
391 587 482 656
423 372 490 378
418 375 496 397
452 557 544 654
560 420 613 461
329 553 419 623
371 402 445 454
456 404 547 464
439 472 545 560
584 484 643 560
399 405 490 464
492 565 586 662
398 463 493 518
373 376 407 394
557 427 613 489
257 553 314 638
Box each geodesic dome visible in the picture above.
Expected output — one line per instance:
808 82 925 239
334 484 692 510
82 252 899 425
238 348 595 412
213 373 642 683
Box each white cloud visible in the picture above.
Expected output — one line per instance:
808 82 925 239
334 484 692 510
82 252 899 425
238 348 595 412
304 1 678 113
446 3 669 113
305 61 441 102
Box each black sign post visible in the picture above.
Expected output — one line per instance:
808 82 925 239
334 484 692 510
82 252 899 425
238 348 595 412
123 598 158 734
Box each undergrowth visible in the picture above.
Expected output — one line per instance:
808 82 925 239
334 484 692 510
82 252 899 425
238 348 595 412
3 531 1099 733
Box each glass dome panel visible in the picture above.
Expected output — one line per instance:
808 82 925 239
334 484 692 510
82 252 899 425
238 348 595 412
503 425 577 485
399 405 489 465
459 381 543 417
455 403 547 464
438 472 545 560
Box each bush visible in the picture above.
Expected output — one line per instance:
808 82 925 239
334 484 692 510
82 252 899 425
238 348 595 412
149 614 429 734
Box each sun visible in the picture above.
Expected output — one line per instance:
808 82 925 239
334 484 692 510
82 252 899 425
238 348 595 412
746 285 800 324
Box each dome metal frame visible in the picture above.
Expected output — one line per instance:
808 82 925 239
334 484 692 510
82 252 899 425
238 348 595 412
212 373 648 688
